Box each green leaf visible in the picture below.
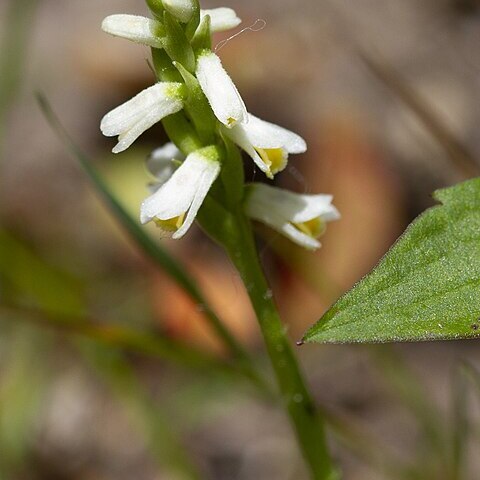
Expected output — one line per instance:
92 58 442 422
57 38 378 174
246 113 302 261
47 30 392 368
304 177 480 344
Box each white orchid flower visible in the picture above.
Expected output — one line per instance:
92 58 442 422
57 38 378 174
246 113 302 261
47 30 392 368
102 8 240 49
140 146 221 239
101 83 185 154
163 0 196 23
196 50 247 128
223 113 307 179
146 142 184 190
244 183 340 250
101 15 164 48
200 8 241 32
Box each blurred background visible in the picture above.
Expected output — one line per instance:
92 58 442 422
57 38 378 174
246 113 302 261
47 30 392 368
1 0 480 479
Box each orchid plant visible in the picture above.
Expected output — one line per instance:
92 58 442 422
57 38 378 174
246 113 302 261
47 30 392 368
100 0 339 477
95 0 480 478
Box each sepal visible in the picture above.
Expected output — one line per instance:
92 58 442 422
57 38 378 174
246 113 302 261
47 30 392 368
200 8 241 33
100 82 185 153
196 50 247 128
101 14 165 48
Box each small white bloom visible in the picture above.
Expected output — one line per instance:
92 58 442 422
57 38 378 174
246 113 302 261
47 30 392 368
245 183 340 250
196 51 247 128
146 142 185 190
200 8 241 33
101 83 185 154
101 14 164 48
163 0 196 23
140 146 221 239
223 113 307 179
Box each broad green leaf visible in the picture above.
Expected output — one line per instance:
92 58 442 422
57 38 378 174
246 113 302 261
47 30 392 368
304 177 480 344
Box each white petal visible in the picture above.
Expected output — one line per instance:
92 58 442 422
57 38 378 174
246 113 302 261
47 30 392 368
102 15 164 48
279 223 322 250
200 8 241 33
222 124 270 173
147 142 184 178
140 150 220 228
100 83 184 153
243 114 307 153
196 51 247 128
173 159 220 238
163 0 196 23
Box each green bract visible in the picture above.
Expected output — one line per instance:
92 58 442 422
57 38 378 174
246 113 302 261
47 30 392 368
304 177 480 344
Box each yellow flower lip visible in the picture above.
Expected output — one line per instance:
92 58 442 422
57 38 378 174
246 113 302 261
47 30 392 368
255 147 287 177
293 217 326 238
154 213 186 232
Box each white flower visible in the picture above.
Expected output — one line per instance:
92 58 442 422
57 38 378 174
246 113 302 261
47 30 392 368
244 183 340 250
196 51 247 128
140 146 221 239
146 142 184 190
101 15 164 48
101 83 185 154
200 8 241 32
223 113 307 179
101 9 241 48
163 0 196 23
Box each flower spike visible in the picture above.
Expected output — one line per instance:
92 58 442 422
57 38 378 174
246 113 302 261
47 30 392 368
140 146 221 239
196 51 248 128
223 113 307 178
101 83 185 153
244 183 340 250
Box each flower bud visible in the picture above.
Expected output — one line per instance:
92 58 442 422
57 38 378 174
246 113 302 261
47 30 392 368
162 0 197 23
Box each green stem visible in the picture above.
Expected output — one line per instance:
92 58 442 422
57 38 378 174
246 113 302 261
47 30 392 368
224 211 335 480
